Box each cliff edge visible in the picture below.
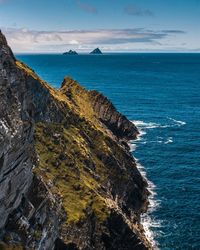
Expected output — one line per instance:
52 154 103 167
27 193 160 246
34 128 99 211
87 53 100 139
0 31 152 250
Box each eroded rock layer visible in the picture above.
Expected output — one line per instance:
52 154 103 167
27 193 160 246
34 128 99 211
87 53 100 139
0 31 152 250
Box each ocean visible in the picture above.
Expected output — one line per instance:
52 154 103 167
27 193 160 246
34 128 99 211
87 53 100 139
17 53 200 250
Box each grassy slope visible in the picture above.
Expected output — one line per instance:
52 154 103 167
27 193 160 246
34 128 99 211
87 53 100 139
14 60 149 249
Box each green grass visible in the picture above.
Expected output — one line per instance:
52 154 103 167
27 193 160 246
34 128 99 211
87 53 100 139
31 76 133 226
34 122 111 224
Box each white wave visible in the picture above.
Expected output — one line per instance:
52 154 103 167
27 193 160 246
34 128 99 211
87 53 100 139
159 124 172 128
129 118 185 148
141 215 162 250
136 162 147 178
148 140 163 143
136 162 160 209
164 137 173 144
129 143 137 152
137 160 161 249
129 125 147 152
133 155 161 248
129 119 182 248
138 130 147 136
132 118 186 132
132 120 160 129
168 117 186 126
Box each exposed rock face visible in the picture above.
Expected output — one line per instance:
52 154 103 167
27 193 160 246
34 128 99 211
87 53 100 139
89 90 139 140
0 31 65 249
0 31 34 230
90 48 102 54
63 50 78 55
0 31 152 250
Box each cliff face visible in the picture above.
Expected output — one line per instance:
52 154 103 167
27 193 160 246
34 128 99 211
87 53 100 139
0 31 152 250
0 32 34 230
0 31 65 250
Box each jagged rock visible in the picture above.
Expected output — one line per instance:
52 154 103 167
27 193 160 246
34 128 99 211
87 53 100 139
0 31 152 250
89 90 139 140
0 31 34 230
60 77 139 140
0 30 65 249
63 50 78 55
90 48 102 55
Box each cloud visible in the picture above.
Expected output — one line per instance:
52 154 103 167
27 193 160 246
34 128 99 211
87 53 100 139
1 27 186 53
161 30 186 34
76 0 98 14
124 4 154 16
69 39 79 45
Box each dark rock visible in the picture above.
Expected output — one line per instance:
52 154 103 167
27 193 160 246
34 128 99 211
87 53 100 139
63 50 78 55
90 48 102 54
89 90 139 140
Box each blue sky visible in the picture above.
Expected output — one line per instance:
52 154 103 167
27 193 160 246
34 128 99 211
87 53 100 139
0 0 200 52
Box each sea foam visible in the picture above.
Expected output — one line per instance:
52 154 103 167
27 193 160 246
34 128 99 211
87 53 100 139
130 120 163 249
136 160 161 249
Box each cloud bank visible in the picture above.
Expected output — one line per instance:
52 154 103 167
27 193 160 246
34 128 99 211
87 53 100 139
1 27 186 53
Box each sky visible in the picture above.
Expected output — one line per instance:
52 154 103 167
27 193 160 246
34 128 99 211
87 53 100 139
0 0 200 53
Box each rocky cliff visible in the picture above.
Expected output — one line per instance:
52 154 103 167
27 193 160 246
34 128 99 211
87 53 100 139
0 31 152 250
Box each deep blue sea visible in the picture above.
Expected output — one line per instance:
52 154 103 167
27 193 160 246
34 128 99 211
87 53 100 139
17 53 200 250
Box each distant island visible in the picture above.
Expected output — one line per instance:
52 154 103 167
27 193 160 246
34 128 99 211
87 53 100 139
90 48 103 54
62 48 103 55
63 50 78 55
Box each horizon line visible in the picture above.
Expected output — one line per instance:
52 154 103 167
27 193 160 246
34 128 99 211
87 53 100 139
15 51 200 55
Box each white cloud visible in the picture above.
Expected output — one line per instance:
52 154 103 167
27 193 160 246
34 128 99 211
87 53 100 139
1 27 187 53
69 40 79 45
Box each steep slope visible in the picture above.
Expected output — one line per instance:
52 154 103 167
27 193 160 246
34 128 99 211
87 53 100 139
0 31 152 250
0 31 65 250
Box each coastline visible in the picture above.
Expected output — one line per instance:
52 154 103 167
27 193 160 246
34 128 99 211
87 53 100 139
129 121 161 250
129 117 187 249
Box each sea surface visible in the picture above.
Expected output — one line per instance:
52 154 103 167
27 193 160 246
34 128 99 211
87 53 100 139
17 53 200 250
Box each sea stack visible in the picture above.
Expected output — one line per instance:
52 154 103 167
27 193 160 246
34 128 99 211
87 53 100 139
90 47 103 54
63 50 78 55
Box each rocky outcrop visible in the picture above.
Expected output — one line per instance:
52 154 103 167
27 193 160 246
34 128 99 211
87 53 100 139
60 77 139 141
90 48 102 55
89 90 139 140
63 50 78 55
5 175 65 249
0 31 152 250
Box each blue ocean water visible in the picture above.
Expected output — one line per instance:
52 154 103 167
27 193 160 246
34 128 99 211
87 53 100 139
17 53 200 250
